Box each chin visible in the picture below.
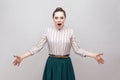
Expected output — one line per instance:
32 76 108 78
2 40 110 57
57 26 63 30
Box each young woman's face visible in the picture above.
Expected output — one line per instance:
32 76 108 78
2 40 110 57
53 11 66 30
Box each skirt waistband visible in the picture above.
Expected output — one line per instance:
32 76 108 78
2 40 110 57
49 54 69 58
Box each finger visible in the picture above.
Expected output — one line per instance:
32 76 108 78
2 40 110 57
13 61 20 66
13 55 17 57
13 60 17 64
13 61 17 66
13 60 18 65
14 55 19 58
97 53 103 56
13 59 19 65
97 60 102 64
96 56 104 64
17 63 21 66
98 58 104 64
101 59 104 64
13 61 15 65
99 60 104 64
16 63 19 66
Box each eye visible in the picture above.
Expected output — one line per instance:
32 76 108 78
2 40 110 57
60 17 64 19
54 17 58 19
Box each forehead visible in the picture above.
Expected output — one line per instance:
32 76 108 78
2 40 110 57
54 11 65 17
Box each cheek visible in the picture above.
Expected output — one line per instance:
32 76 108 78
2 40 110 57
62 20 65 23
53 19 57 23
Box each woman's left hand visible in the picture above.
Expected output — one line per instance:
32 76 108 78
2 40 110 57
93 53 104 64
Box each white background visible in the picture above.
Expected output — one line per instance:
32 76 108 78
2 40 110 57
0 0 120 80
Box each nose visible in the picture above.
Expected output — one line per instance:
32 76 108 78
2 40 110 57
57 18 62 22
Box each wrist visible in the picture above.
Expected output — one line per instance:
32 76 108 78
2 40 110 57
85 52 96 58
20 56 25 60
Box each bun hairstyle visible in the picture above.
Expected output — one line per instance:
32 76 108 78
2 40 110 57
52 7 66 18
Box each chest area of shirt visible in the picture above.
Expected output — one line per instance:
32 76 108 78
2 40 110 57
47 30 71 43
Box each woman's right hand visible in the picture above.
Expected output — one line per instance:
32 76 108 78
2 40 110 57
13 55 23 66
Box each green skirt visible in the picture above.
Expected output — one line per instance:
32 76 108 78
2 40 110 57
43 56 75 80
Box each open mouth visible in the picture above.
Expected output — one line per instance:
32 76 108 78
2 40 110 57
57 23 62 26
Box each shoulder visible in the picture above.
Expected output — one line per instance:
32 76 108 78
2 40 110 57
47 26 57 31
46 27 53 32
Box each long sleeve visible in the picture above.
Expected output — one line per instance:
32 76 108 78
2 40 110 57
29 32 47 55
71 30 87 57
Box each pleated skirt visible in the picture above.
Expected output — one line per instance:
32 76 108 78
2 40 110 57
43 56 75 80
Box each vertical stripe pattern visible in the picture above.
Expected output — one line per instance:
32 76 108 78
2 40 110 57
29 27 87 57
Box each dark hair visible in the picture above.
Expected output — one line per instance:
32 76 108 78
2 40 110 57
52 7 66 18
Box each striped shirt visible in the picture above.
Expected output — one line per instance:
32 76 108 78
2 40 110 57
29 26 87 57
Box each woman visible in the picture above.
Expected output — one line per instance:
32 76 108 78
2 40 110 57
13 7 104 80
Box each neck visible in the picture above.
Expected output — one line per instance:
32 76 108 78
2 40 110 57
55 25 64 30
